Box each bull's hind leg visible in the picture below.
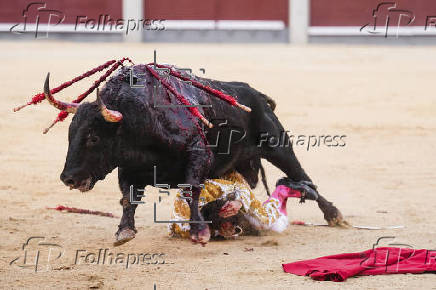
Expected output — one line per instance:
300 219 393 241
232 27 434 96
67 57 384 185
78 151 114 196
260 131 348 227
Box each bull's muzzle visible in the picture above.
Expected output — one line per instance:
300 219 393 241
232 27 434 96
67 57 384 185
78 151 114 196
60 171 93 192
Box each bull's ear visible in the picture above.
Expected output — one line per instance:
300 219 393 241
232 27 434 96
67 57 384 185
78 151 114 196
115 97 144 127
96 89 123 122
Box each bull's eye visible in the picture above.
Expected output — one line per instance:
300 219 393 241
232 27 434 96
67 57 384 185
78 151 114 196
87 135 100 147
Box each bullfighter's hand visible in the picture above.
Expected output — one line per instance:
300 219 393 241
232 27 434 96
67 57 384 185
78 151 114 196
219 200 242 218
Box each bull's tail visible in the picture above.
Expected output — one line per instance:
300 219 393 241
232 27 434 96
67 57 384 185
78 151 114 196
260 162 271 196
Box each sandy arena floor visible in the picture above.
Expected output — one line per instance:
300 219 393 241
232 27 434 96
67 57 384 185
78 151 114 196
0 41 435 289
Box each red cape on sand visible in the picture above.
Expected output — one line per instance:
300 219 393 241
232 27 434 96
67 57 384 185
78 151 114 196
282 247 436 282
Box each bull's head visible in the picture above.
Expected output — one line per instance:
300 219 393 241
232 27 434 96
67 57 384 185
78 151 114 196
44 73 123 191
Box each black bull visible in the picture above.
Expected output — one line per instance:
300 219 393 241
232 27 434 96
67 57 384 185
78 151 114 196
52 64 345 244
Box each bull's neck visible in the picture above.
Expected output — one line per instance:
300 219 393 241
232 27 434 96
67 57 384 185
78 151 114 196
116 136 153 168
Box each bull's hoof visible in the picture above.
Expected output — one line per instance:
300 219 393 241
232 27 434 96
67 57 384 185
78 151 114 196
190 225 210 246
325 207 350 228
114 228 136 246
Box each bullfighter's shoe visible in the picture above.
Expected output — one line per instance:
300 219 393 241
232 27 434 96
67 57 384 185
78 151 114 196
275 178 319 202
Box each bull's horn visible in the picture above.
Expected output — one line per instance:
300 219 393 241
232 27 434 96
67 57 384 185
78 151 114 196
96 88 123 122
44 73 79 114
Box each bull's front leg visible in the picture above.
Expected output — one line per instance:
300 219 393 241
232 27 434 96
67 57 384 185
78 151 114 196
187 186 210 245
185 136 213 245
114 168 146 246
